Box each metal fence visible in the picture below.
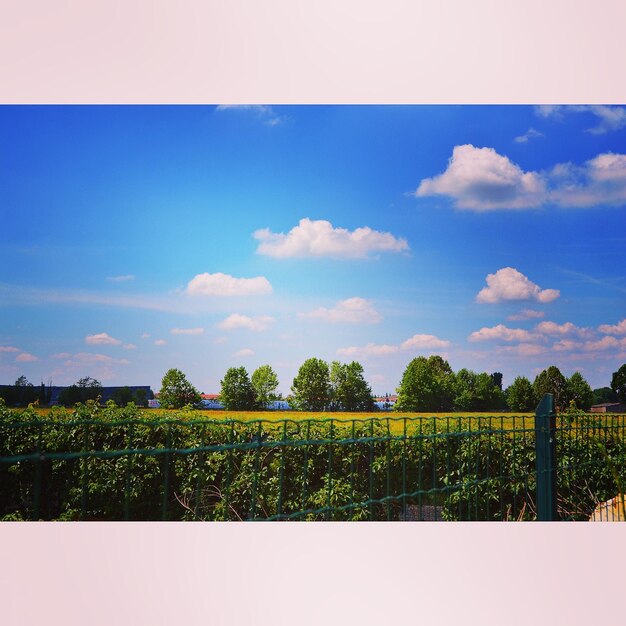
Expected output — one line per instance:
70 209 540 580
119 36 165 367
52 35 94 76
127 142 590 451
1 394 624 521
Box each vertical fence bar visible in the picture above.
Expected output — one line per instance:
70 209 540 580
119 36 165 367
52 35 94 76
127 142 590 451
535 393 557 521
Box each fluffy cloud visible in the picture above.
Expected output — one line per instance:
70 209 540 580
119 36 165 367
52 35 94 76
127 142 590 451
536 105 626 134
400 334 451 350
476 268 559 304
0 346 20 352
233 348 254 357
16 352 39 363
514 128 543 144
598 318 626 335
186 272 272 297
170 327 205 335
337 333 450 357
254 218 409 259
468 324 536 343
300 297 382 324
507 309 545 321
85 332 122 346
415 145 547 210
497 343 548 357
535 321 592 338
154 339 167 346
415 144 626 210
218 314 275 332
123 343 137 350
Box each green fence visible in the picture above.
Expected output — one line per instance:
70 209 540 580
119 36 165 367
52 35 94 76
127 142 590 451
1 395 625 521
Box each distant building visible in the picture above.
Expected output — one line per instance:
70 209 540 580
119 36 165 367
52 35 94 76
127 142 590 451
200 393 224 410
374 394 397 411
590 402 626 413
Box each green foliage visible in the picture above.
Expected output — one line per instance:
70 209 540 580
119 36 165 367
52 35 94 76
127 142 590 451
395 355 455 412
58 377 102 406
158 369 201 409
112 386 134 407
506 376 536 412
611 364 626 402
533 366 569 412
566 372 593 411
220 367 257 410
453 369 506 412
593 387 618 405
290 358 332 411
0 376 38 407
329 361 375 412
251 365 280 409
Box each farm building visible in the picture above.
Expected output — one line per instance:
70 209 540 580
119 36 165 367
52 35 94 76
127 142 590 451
374 394 397 411
590 402 626 413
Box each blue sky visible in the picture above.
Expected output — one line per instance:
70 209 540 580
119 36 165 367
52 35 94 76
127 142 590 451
1 104 625 394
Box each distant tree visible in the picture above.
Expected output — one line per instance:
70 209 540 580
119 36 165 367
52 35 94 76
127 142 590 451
490 372 503 391
592 387 618 405
505 376 536 412
112 386 134 407
395 355 455 412
566 372 593 411
220 367 257 411
330 361 375 412
58 376 102 406
158 368 201 409
132 388 149 407
251 365 280 409
533 366 568 411
453 369 505 412
290 358 332 412
611 364 626 402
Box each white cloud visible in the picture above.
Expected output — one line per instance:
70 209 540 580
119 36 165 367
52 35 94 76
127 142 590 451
400 334 451 350
469 324 536 343
507 309 545 321
497 343 549 357
415 145 626 210
476 268 560 304
154 339 167 346
514 128 543 144
254 218 409 259
218 314 275 332
233 348 254 357
85 332 122 346
415 145 547 210
123 343 137 350
16 352 38 363
170 327 205 335
535 321 592 338
535 104 626 134
300 297 382 324
141 333 150 339
0 346 20 352
337 333 450 357
186 272 272 297
106 274 135 282
598 318 626 335
215 104 286 126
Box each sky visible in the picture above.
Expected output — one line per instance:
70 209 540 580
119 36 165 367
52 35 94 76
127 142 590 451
1 104 625 394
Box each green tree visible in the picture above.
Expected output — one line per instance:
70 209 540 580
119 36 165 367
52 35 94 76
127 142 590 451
566 372 593 411
533 366 568 411
132 388 149 407
611 364 626 402
592 387 618 405
220 367 257 410
453 369 505 412
329 361 375 412
158 368 201 409
112 386 134 407
58 376 102 406
251 365 280 409
395 355 455 412
290 358 332 412
505 376 536 412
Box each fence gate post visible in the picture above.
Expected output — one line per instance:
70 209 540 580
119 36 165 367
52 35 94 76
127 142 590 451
535 393 557 521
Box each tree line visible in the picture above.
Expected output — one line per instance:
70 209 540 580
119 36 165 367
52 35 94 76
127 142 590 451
156 358 626 413
2 359 625 412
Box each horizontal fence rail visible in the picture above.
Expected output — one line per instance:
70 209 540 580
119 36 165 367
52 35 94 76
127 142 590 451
1 400 625 521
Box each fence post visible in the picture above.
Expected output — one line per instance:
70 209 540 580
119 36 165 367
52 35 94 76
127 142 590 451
535 393 557 521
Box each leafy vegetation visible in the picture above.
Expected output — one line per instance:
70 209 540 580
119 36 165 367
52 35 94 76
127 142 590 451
158 368 201 409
